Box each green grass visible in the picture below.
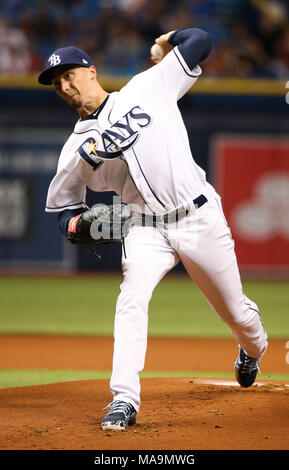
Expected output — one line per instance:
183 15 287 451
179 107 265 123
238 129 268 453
0 276 120 335
0 369 288 389
0 275 288 389
0 275 288 338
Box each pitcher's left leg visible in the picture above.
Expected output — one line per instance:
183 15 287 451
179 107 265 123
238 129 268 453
109 225 179 412
173 196 268 360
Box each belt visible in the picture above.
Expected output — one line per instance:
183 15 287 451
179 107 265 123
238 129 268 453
135 194 208 226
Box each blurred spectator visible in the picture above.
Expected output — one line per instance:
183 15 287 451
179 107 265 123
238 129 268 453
235 36 276 78
202 43 238 77
270 26 289 78
99 12 147 75
0 18 31 73
0 0 288 78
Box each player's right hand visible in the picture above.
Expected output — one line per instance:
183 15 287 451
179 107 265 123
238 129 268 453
154 30 175 58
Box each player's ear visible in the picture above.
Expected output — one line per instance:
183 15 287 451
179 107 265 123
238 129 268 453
89 65 97 80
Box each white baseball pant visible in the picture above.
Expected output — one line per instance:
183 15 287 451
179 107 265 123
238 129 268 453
109 189 268 412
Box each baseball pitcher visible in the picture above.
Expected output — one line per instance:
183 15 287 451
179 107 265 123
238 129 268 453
38 27 268 431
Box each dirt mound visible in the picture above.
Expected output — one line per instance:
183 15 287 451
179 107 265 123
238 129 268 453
0 335 288 452
0 377 288 451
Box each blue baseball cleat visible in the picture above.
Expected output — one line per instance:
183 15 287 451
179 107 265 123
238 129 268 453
102 400 137 431
234 347 261 387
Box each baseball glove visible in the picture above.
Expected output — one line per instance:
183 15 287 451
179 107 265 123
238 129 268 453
66 203 132 246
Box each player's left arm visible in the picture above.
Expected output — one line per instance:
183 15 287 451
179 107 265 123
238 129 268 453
59 204 132 247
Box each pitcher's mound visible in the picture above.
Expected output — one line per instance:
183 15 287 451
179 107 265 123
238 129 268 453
0 377 288 450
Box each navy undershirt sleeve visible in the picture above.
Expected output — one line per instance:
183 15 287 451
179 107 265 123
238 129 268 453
168 28 213 70
58 208 86 235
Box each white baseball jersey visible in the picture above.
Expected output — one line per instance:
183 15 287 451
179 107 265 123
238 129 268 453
46 47 211 215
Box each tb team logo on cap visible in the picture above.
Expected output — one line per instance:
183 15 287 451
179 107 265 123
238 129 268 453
38 46 94 85
48 53 61 66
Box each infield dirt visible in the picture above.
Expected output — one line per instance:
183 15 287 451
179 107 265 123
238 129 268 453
0 336 288 450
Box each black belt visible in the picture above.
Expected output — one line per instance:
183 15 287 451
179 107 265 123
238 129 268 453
136 194 208 226
192 194 208 210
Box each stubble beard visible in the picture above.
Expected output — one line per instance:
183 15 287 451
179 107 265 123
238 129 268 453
69 94 82 109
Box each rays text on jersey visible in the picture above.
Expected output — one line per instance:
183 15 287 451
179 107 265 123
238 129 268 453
78 106 152 164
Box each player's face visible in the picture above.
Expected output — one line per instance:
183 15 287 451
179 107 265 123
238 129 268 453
51 66 96 109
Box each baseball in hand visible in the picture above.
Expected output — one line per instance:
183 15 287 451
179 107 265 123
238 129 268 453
150 43 163 61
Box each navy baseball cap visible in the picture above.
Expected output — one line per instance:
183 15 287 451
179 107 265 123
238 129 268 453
38 46 94 85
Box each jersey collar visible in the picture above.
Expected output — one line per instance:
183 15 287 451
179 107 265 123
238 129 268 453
84 94 110 121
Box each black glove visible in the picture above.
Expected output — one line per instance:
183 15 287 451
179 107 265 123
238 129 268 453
66 203 132 246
